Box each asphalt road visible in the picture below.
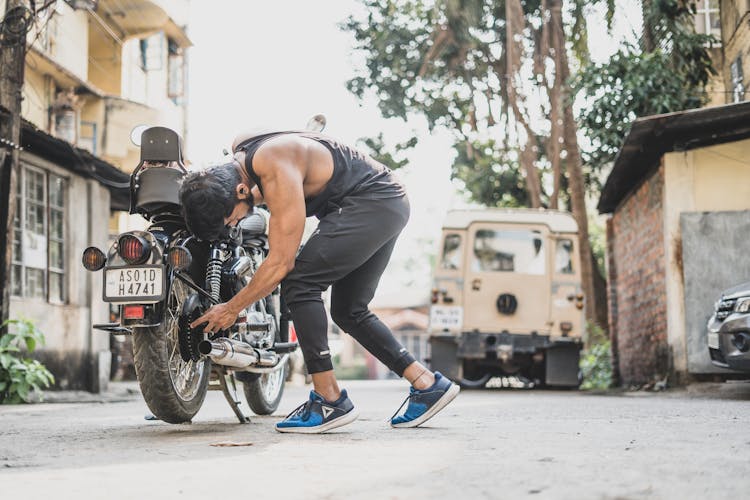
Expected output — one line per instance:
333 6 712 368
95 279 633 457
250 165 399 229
1 379 749 500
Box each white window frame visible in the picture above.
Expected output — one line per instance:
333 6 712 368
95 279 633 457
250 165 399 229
695 0 721 40
10 162 68 304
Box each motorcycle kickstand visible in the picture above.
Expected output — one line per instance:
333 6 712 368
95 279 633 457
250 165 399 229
216 369 251 424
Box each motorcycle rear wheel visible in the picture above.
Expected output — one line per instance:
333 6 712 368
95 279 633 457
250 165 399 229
132 281 209 423
243 362 286 415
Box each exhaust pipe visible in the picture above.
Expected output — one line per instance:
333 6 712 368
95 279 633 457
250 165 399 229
199 338 259 368
199 337 286 372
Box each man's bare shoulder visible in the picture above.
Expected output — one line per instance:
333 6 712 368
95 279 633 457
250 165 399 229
231 129 276 151
254 134 323 170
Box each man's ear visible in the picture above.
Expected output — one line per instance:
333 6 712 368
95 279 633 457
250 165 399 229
236 183 250 199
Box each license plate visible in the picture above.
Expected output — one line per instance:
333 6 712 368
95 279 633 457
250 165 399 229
104 266 165 303
707 332 720 350
430 306 463 331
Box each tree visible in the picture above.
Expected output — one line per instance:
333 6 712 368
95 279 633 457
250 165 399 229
343 0 610 325
575 0 715 178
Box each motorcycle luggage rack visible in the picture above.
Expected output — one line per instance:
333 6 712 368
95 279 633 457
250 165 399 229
93 323 133 335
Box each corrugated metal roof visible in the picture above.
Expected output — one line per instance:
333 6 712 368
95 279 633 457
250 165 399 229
598 100 750 214
1 107 130 210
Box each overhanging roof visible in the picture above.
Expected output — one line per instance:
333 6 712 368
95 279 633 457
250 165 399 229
1 107 130 211
597 100 750 214
96 0 192 47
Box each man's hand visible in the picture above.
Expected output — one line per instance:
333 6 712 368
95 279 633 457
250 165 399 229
190 302 240 334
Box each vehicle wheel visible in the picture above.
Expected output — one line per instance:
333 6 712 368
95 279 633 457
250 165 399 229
243 362 286 415
459 362 491 389
132 280 209 423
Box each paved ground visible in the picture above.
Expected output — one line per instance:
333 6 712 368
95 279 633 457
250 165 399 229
1 379 749 500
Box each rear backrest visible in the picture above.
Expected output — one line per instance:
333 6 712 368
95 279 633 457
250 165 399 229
133 167 184 215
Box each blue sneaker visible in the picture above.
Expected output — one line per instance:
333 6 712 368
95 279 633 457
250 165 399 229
276 389 359 434
390 372 460 428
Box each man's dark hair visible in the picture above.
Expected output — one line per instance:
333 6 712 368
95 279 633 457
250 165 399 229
179 163 251 240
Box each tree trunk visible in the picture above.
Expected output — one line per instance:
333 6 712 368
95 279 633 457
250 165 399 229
0 0 30 333
546 0 563 210
641 0 656 52
506 0 543 208
549 0 602 331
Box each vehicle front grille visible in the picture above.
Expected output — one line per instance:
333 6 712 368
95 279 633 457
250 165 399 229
715 298 737 321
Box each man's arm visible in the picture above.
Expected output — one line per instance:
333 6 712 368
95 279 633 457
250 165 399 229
191 139 306 332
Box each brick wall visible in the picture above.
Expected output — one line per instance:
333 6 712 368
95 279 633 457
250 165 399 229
607 166 669 386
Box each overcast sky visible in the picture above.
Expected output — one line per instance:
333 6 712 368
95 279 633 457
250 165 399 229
186 0 642 306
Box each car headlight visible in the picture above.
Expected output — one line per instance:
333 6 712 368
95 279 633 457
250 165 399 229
735 297 750 313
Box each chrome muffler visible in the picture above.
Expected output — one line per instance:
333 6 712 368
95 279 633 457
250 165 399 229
198 337 287 372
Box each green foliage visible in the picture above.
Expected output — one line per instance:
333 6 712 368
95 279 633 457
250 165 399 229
343 0 620 208
575 0 716 177
0 319 55 404
580 322 612 390
452 138 530 207
357 133 418 170
588 214 606 277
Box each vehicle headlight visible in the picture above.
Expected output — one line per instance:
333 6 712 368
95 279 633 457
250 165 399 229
735 298 750 313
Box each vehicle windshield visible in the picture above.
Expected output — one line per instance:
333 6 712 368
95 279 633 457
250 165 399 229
472 229 545 275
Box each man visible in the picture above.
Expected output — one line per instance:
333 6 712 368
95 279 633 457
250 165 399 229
179 130 459 433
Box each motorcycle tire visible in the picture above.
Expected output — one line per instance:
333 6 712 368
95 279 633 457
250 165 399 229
132 281 210 423
243 362 286 415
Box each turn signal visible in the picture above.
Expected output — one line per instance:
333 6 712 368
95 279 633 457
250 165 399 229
118 234 151 265
82 247 106 271
167 246 193 271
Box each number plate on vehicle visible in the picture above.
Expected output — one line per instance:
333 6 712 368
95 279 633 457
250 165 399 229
430 306 463 331
707 332 720 350
104 266 165 303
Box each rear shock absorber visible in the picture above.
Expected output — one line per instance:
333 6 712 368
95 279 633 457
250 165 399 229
206 247 223 302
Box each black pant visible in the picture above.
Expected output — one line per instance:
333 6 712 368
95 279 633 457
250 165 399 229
281 194 416 375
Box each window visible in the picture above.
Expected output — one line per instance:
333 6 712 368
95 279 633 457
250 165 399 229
555 239 574 274
440 233 462 270
79 121 98 155
10 165 67 303
139 33 164 71
168 38 185 103
694 0 721 39
472 229 545 275
731 56 745 103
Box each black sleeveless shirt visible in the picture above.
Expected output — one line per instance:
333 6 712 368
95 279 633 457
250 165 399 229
235 131 406 218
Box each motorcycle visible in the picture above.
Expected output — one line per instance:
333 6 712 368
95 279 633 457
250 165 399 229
81 126 296 424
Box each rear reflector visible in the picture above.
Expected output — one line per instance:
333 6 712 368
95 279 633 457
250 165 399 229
123 305 145 320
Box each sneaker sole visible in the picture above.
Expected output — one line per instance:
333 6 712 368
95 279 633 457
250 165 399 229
275 409 360 434
391 383 460 428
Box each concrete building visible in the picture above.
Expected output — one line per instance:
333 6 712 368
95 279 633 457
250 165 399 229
4 0 191 391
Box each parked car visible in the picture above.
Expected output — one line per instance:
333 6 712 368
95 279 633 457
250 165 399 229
707 281 750 373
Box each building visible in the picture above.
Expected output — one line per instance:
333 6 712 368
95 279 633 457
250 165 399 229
597 1 750 386
599 101 750 386
3 0 191 391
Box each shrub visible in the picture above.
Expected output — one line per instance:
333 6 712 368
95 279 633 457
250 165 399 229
580 341 613 390
580 322 613 390
0 319 55 404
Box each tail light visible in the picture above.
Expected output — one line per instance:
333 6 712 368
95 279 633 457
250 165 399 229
82 247 106 271
118 234 151 265
431 288 439 304
123 305 145 320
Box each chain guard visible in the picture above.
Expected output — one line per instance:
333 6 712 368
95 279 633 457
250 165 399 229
178 293 205 362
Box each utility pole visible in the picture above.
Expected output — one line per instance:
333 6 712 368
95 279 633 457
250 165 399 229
0 1 32 333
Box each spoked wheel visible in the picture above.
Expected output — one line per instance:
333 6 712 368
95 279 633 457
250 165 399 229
243 357 286 415
132 280 210 423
